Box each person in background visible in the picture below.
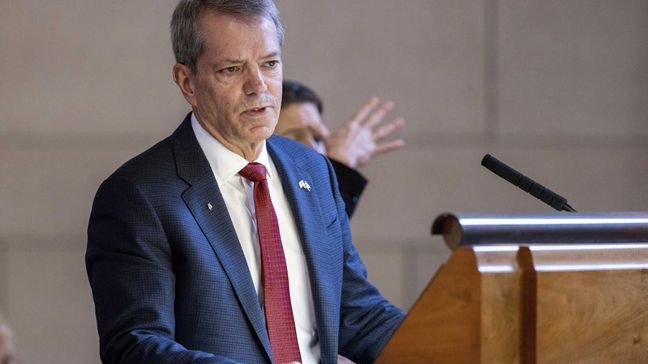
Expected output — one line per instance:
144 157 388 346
0 317 18 364
276 80 405 217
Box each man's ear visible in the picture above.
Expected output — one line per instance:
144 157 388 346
173 63 197 106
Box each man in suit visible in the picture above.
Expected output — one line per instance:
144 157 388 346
85 1 404 363
276 80 405 217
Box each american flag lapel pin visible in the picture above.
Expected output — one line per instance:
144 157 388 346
298 179 311 192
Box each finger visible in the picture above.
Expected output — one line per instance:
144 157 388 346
373 139 405 157
349 96 380 126
363 100 395 128
310 120 331 140
372 117 405 140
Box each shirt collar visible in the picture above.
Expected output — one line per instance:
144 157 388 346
191 112 274 186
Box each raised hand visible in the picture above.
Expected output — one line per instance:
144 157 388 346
324 97 405 169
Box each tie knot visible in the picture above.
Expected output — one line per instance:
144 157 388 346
239 162 267 182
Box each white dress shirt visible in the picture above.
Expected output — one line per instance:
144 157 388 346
192 114 320 363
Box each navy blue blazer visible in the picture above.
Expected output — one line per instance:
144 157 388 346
86 114 404 364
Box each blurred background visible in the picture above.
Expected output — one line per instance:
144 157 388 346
1 0 647 362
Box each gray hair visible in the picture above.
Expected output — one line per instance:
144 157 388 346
171 0 285 73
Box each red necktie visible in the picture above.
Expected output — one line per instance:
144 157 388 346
239 162 302 364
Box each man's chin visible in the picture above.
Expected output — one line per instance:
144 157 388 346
243 126 274 144
249 121 277 137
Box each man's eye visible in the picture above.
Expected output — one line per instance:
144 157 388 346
293 130 311 142
221 66 240 73
265 60 279 68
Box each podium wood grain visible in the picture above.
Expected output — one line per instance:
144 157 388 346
376 244 648 363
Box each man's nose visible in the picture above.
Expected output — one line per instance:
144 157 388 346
243 66 268 95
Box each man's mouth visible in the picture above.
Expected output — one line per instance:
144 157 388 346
242 106 271 116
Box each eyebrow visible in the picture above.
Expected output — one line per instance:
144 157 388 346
261 51 281 60
220 51 282 66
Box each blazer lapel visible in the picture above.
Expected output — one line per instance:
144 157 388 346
171 115 272 361
267 138 342 362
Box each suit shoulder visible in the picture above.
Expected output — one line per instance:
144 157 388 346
107 137 176 184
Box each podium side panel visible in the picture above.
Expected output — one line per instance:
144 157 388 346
377 247 481 364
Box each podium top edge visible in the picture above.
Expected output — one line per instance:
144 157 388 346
432 212 648 249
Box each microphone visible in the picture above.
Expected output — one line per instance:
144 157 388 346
481 154 576 212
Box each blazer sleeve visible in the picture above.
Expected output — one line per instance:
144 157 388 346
85 176 240 364
328 158 368 219
322 158 405 363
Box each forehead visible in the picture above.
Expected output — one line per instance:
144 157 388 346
197 10 280 59
280 102 323 127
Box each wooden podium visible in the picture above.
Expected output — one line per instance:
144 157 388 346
376 212 648 364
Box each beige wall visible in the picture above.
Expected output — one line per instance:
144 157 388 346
1 1 647 362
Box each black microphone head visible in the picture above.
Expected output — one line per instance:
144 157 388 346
481 154 493 167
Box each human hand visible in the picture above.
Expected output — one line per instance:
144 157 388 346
337 354 356 363
324 97 405 169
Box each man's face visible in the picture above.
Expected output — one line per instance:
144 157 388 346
182 10 282 155
276 102 326 154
